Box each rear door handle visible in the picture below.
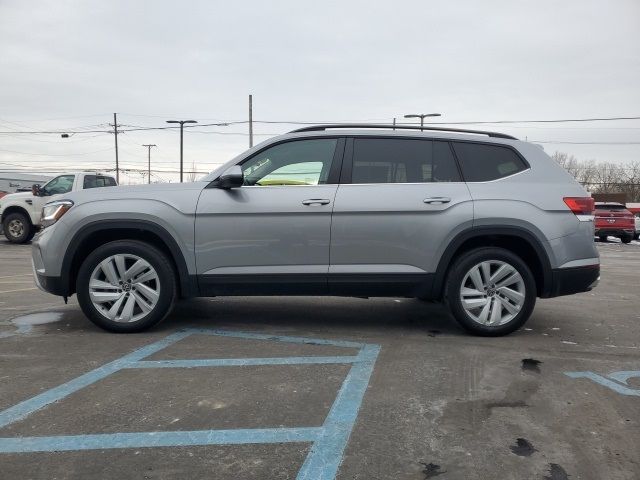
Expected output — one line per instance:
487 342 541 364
302 199 331 206
423 197 451 204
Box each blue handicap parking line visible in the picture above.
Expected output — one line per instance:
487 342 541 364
0 328 380 480
565 370 640 396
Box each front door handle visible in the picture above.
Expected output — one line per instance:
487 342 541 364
423 197 451 204
302 199 331 206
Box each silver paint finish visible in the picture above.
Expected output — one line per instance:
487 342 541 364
195 185 338 275
330 183 473 274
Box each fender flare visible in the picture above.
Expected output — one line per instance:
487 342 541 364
61 219 197 297
431 225 553 298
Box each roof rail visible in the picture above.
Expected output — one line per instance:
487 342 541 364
289 124 518 140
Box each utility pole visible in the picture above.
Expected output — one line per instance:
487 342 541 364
249 94 253 148
166 119 197 183
393 117 396 130
142 144 157 184
110 113 120 183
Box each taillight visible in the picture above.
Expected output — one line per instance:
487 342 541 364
564 197 595 216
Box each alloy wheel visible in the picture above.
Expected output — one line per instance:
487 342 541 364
459 260 525 326
89 254 160 323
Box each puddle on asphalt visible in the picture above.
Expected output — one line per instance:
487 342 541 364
510 437 537 457
12 312 64 326
0 312 65 338
521 358 542 373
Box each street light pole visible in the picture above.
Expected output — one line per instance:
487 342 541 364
166 119 197 182
142 144 157 184
403 113 442 130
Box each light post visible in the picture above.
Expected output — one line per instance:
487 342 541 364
403 113 441 130
166 119 197 182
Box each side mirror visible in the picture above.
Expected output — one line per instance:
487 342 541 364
216 166 244 189
32 184 41 196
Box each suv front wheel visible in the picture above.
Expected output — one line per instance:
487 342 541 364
445 247 536 336
76 240 177 333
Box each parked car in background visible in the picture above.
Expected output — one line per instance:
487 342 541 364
0 172 117 243
626 203 640 240
0 191 8 199
32 125 599 336
594 202 635 243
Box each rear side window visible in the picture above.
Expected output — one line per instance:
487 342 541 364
452 142 527 182
84 175 117 189
351 138 461 183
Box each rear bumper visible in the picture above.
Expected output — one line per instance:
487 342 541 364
546 265 600 297
595 228 634 236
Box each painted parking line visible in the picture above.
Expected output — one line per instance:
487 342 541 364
565 370 640 396
0 328 380 480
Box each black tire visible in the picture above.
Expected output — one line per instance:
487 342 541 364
2 212 33 244
76 240 177 333
598 235 607 242
444 247 537 336
621 235 633 244
635 233 640 241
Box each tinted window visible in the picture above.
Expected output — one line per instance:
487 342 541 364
42 175 75 195
242 139 337 186
451 142 527 182
351 138 460 184
83 175 117 189
595 203 625 211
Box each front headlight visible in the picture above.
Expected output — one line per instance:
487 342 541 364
41 200 73 228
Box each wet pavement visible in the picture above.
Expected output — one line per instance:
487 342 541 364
1 239 639 479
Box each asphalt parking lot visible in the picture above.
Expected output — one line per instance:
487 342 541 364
1 239 639 480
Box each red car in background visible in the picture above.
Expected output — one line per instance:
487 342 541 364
0 191 8 199
595 202 635 243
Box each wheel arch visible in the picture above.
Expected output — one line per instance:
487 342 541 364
1 205 33 225
431 226 553 299
61 220 197 298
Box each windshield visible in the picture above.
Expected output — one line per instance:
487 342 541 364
41 175 75 195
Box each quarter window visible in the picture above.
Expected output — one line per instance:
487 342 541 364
241 139 338 186
351 138 461 184
451 142 527 182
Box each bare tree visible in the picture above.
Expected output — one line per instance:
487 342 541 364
186 160 197 182
552 151 640 202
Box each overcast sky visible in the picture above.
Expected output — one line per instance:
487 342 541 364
1 0 639 183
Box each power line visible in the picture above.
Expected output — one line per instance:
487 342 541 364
2 115 640 135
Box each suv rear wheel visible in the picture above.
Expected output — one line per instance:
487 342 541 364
3 212 34 244
76 240 177 332
445 247 536 336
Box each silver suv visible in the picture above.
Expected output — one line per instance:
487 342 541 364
31 125 600 336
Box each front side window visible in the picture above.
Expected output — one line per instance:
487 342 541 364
351 138 461 184
84 175 117 189
42 175 75 195
241 139 338 186
451 142 527 182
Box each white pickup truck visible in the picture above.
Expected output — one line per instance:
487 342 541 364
0 172 117 243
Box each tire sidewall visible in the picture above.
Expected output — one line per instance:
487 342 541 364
76 240 176 333
446 247 536 336
3 212 31 243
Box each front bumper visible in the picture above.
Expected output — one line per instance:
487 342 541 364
547 264 600 297
31 232 68 297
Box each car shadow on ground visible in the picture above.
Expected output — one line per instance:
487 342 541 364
160 296 465 336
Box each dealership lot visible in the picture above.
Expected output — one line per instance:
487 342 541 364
0 239 639 479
